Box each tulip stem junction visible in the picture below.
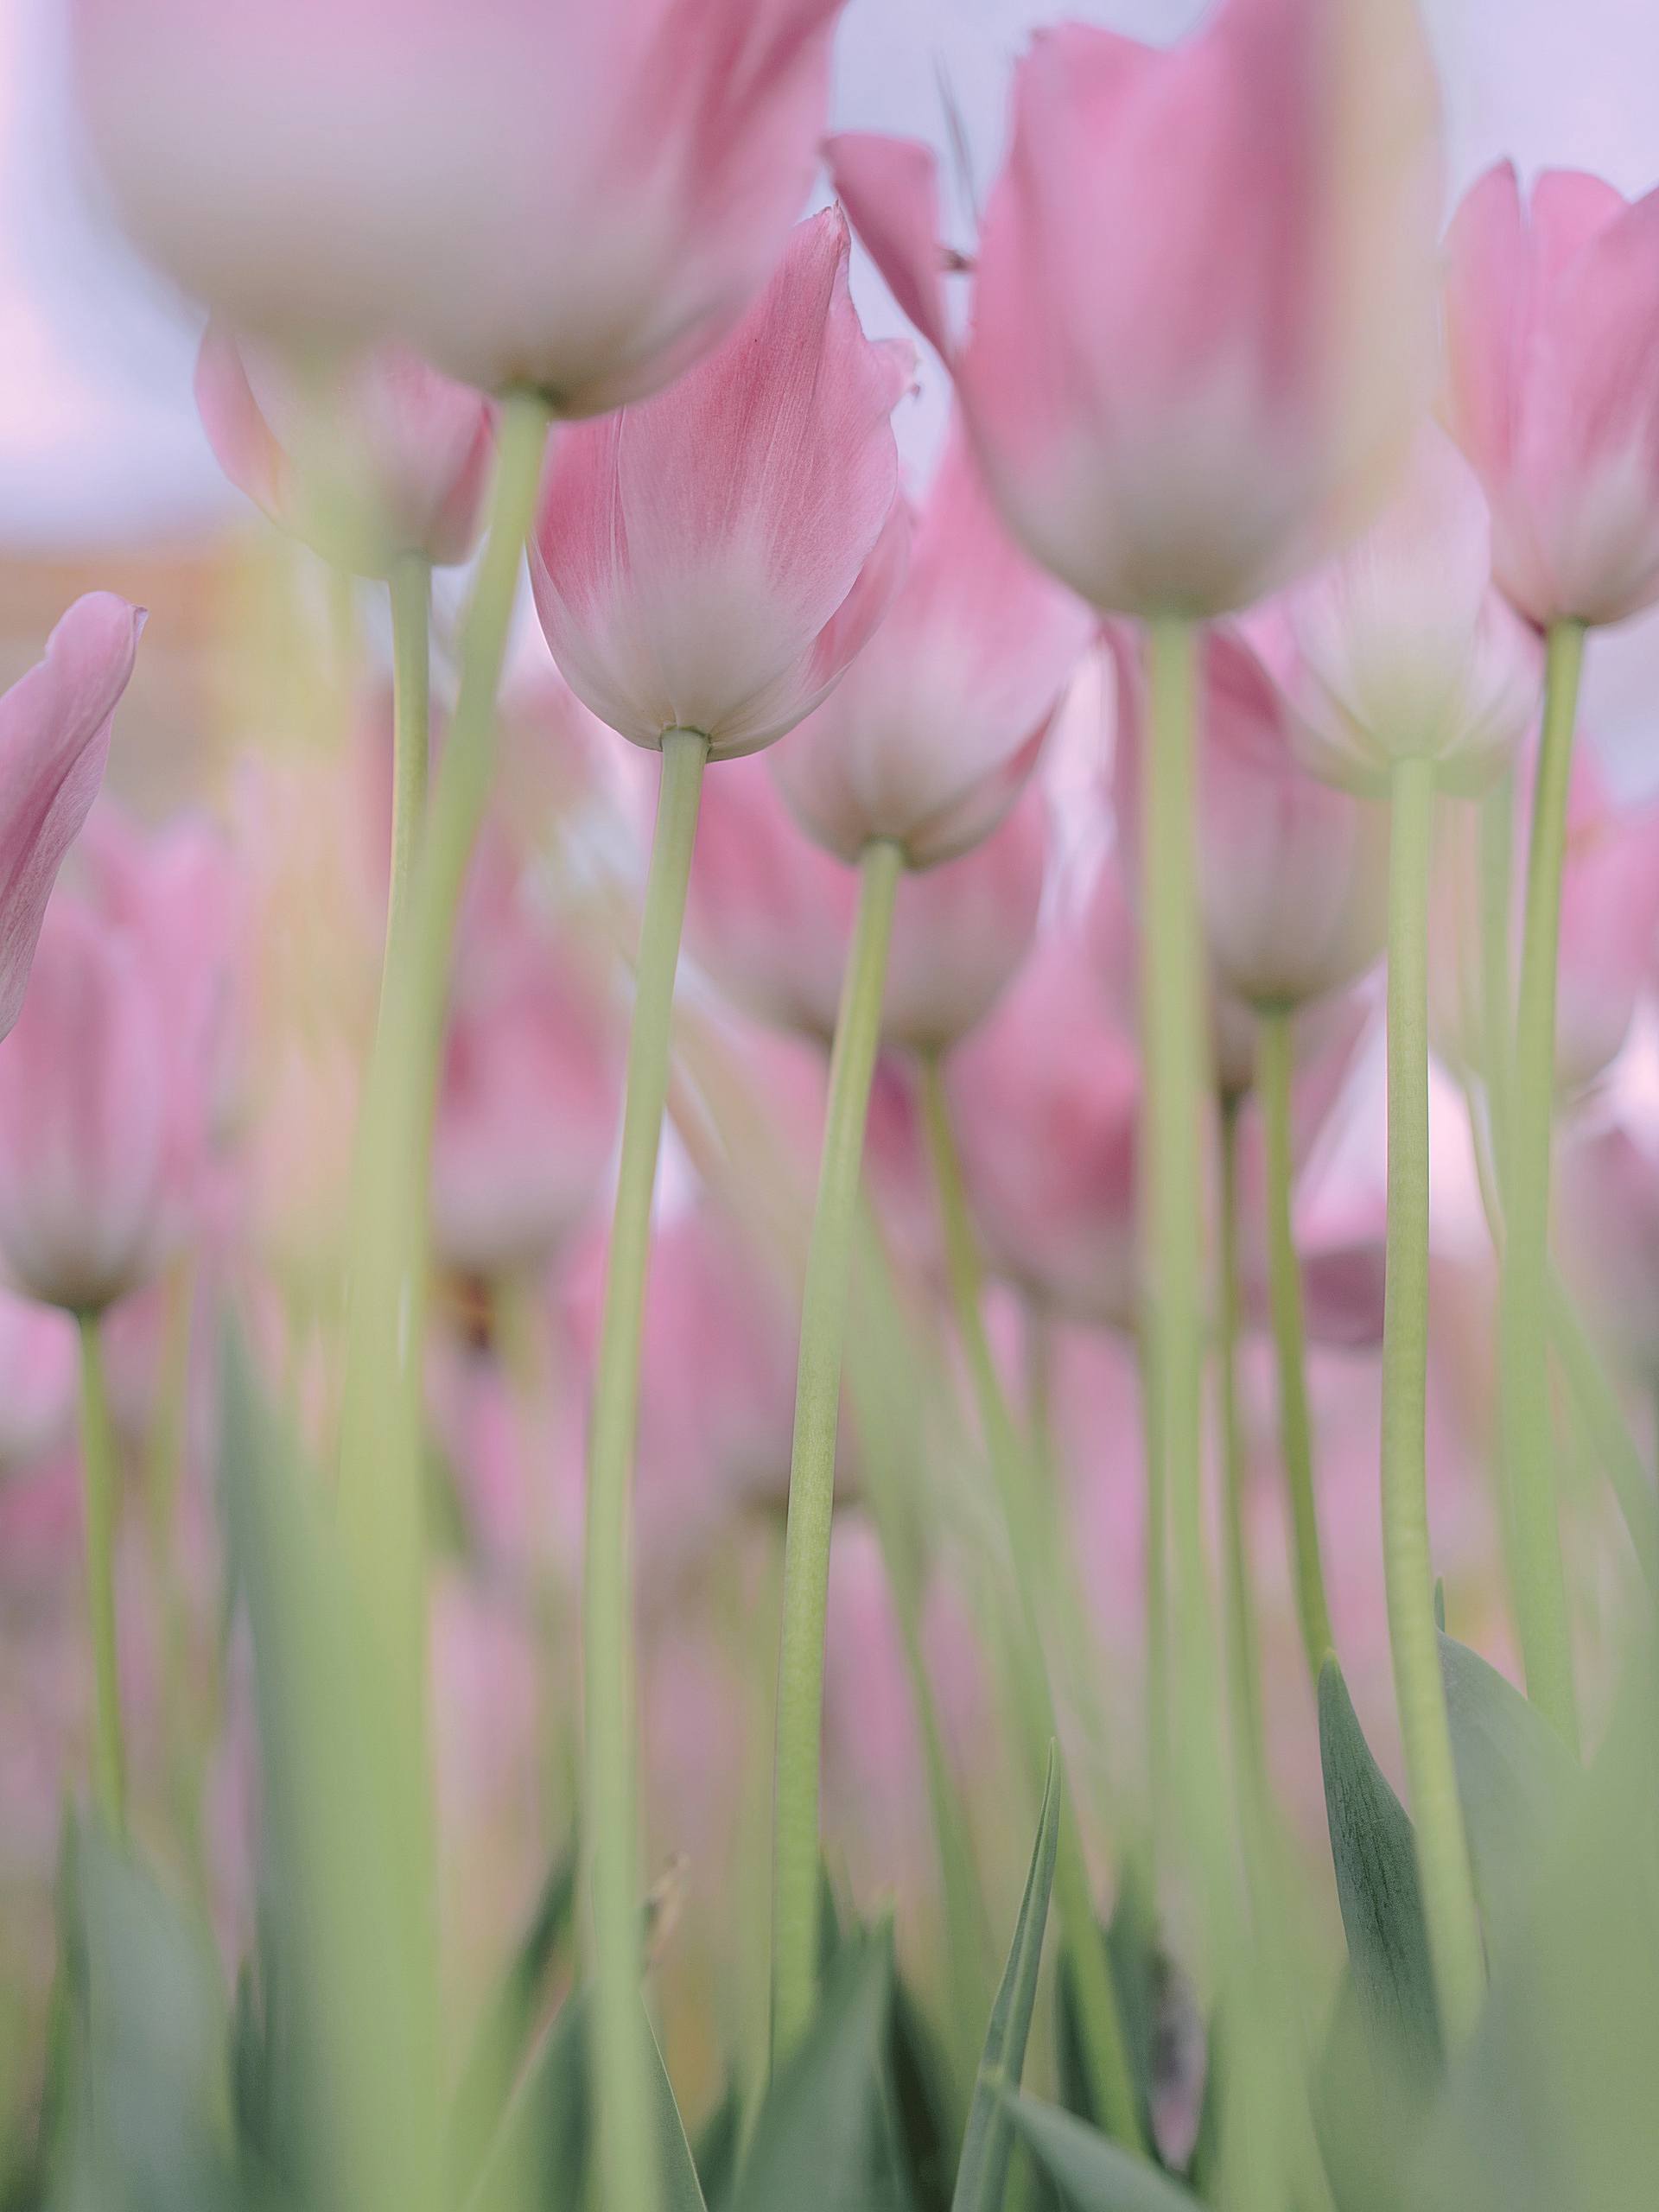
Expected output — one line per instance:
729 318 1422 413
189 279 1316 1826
1382 754 1484 2045
384 552 432 997
1499 620 1586 1751
1257 1005 1335 1681
771 835 902 2064
918 1053 1147 2158
77 1311 125 1834
1217 1092 1268 1815
584 723 709 2212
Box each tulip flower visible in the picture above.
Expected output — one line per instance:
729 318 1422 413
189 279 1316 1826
0 595 144 1040
0 1293 79 1475
195 323 496 575
1445 163 1659 632
1558 1114 1659 1382
75 0 846 415
771 419 1090 868
686 753 1046 1053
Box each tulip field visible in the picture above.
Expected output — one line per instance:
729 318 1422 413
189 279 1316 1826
4 1 1659 2208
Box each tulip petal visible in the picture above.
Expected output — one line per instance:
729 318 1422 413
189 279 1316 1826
827 131 955 360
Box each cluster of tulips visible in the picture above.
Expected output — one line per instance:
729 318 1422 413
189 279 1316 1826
4 0 1659 2206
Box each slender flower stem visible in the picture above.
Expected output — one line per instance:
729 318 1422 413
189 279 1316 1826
1382 756 1484 2045
771 837 902 2063
1478 771 1516 1178
585 726 709 2212
918 1056 1147 2157
1217 1094 1268 1810
384 552 432 989
77 1312 125 1834
1499 620 1586 1749
1139 618 1226 1901
1257 1006 1334 1681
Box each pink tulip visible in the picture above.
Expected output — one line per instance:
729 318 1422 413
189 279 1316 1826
686 753 1046 1052
531 211 908 761
195 323 496 573
0 1293 79 1473
771 418 1090 866
1110 624 1388 1012
0 595 144 1039
430 835 622 1280
1275 427 1541 795
1557 1113 1659 1377
1554 769 1659 1096
946 926 1141 1330
1445 163 1659 628
830 0 1440 614
75 0 846 410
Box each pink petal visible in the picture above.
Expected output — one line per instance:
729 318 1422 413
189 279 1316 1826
194 319 289 522
826 131 955 359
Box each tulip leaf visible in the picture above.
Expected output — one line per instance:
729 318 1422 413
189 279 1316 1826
1003 2094 1199 2211
733 1924 914 2212
952 1747 1060 2210
1439 1630 1580 1944
1317 1656 1441 2075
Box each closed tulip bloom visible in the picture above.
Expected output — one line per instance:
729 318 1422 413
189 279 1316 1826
946 927 1141 1331
75 0 846 410
830 0 1440 614
1277 426 1541 795
0 595 144 1039
1110 624 1389 1011
531 212 908 762
195 325 496 573
771 420 1090 866
1445 163 1659 629
686 753 1046 1052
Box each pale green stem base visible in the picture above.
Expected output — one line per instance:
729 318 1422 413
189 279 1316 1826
771 837 902 2063
918 1056 1146 2157
1217 1095 1268 1820
384 553 432 996
77 1313 125 1834
1498 620 1586 1750
1382 757 1484 2044
584 727 709 2212
1257 1007 1335 1680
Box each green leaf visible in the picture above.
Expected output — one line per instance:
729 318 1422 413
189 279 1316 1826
1439 1630 1580 1942
952 1749 1060 2211
734 1926 913 2212
1004 2095 1199 2211
1317 1656 1440 2076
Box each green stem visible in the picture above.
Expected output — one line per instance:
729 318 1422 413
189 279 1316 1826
77 1312 125 1834
917 1056 1147 2157
771 837 902 2063
1257 1007 1335 1680
385 553 432 988
1217 1094 1268 1813
1139 618 1226 1904
1477 772 1515 1179
141 1259 203 1878
1382 756 1484 2044
584 727 709 2212
1498 620 1586 1749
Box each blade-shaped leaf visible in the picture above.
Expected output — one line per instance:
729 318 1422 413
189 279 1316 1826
953 1749 1060 2210
734 1926 913 2212
1440 1630 1580 1942
1317 1656 1440 2077
1004 2094 1199 2211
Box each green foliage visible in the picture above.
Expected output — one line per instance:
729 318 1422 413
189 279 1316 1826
1002 2095 1199 2212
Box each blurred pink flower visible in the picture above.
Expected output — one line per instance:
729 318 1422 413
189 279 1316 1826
431 836 622 1281
0 1293 78 1473
1557 1112 1659 1377
771 417 1089 866
0 595 144 1039
531 211 909 761
946 926 1141 1331
75 0 846 410
195 324 496 573
1554 770 1659 1096
1275 426 1541 795
686 754 1046 1053
1110 624 1388 1013
831 0 1440 614
1445 163 1659 628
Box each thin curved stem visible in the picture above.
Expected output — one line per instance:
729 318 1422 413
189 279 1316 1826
384 553 432 995
77 1312 125 1834
584 727 709 2212
917 1055 1146 2157
1499 620 1585 1749
1382 756 1484 2045
1217 1093 1268 1816
771 838 903 2063
1257 1007 1334 1680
